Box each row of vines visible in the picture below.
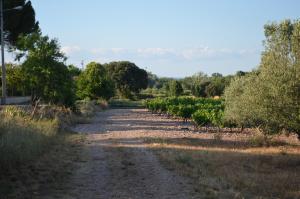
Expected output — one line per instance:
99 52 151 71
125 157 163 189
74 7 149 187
145 97 231 129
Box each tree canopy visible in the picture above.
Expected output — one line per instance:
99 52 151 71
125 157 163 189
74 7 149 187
169 80 184 97
19 32 75 106
224 19 300 137
76 62 115 100
105 61 148 98
4 0 38 47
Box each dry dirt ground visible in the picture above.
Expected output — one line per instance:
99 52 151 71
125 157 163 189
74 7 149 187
40 108 300 199
41 108 198 199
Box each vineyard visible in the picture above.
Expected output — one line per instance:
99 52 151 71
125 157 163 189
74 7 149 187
145 97 226 129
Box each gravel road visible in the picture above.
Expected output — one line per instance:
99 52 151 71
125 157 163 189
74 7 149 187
43 109 196 199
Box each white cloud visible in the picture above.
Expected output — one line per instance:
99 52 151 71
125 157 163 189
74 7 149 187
90 48 128 54
61 46 81 55
137 48 175 56
87 47 255 61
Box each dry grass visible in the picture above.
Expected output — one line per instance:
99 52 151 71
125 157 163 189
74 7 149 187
145 136 300 199
0 133 85 198
0 107 60 171
0 103 96 198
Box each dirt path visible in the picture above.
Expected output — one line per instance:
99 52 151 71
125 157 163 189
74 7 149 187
43 109 196 199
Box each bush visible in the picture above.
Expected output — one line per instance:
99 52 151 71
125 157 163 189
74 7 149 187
192 110 210 126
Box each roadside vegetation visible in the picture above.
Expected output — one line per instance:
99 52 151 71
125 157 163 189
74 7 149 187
0 100 106 197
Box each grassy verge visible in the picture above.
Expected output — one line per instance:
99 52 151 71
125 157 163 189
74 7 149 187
145 137 300 198
0 100 103 198
0 132 85 198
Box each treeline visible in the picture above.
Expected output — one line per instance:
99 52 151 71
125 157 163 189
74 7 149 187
146 70 247 98
1 32 148 106
1 0 148 106
147 19 300 138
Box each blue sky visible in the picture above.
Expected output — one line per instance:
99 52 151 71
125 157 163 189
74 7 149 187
23 0 300 77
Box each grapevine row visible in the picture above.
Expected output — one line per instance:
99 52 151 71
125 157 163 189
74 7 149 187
145 97 226 128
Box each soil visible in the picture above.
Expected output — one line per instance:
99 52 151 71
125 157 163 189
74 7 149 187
41 109 197 199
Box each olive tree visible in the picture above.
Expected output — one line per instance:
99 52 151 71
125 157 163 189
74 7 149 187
224 19 300 137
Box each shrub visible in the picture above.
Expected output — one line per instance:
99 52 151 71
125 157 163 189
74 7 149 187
192 110 211 127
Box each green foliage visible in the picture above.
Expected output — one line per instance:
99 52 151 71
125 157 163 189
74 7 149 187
76 62 115 100
4 0 39 47
191 81 210 97
188 73 232 97
224 19 300 137
169 80 184 96
105 61 148 98
146 97 224 127
17 32 75 106
68 64 82 77
1 63 27 96
192 110 210 126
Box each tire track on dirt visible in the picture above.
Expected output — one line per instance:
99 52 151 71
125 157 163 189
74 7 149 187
42 109 195 199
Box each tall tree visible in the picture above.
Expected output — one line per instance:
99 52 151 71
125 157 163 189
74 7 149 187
169 80 183 97
76 62 115 100
224 19 300 137
3 0 38 47
105 61 148 98
18 32 75 106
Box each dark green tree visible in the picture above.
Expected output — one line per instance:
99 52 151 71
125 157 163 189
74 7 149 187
105 61 148 98
191 81 210 97
4 0 38 47
76 62 115 100
18 32 75 106
235 71 247 77
68 64 82 78
169 80 183 96
0 63 27 96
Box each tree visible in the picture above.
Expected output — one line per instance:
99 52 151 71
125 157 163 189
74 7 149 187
235 71 247 77
68 64 82 78
169 80 183 96
191 81 210 97
18 32 75 106
224 19 300 137
5 63 27 96
4 0 38 47
205 83 219 97
211 73 223 78
76 62 115 100
105 61 148 98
